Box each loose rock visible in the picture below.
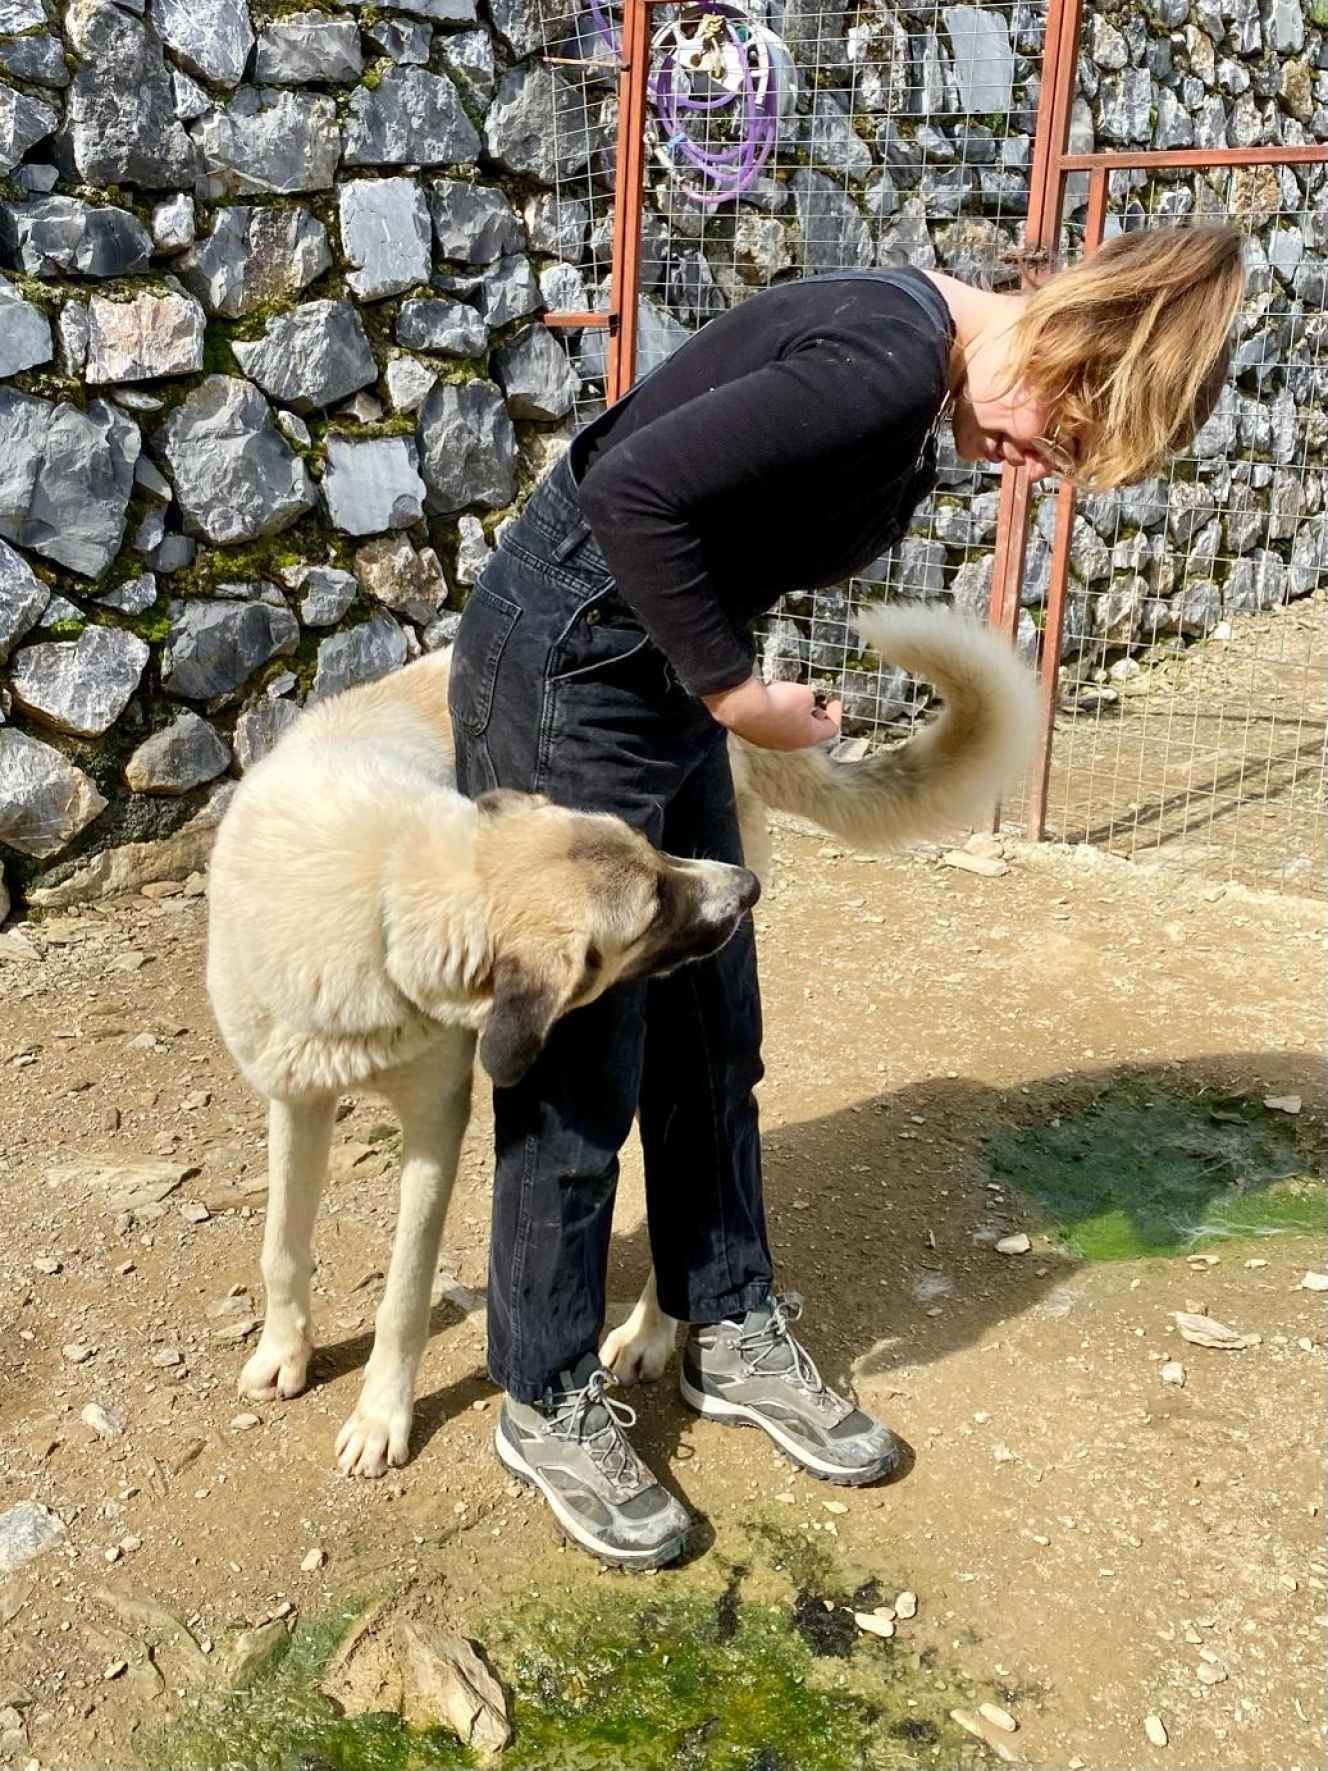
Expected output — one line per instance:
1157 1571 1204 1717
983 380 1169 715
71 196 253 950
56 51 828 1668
995 1233 1032 1256
1144 1714 1169 1747
1173 1311 1260 1350
0 1503 64 1576
1159 1360 1186 1387
81 1402 126 1440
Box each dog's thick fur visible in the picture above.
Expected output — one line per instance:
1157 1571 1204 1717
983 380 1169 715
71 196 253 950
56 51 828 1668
208 608 1034 1472
208 664 756 1475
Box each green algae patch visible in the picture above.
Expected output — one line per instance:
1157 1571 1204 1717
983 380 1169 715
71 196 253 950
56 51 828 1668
149 1552 965 1770
987 1083 1320 1262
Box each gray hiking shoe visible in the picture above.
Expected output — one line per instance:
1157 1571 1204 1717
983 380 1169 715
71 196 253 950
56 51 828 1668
680 1294 902 1486
495 1355 691 1568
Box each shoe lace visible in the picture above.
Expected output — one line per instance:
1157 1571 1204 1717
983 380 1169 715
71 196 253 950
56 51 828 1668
736 1293 841 1412
544 1369 642 1492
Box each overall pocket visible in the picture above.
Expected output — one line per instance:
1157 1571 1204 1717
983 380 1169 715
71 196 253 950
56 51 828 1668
450 584 522 737
547 589 651 685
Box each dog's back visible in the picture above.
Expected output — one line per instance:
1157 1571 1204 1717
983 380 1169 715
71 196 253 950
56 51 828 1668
207 650 469 1099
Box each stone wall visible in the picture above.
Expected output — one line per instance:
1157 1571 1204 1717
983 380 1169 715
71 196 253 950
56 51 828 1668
0 0 609 909
1 0 1325 910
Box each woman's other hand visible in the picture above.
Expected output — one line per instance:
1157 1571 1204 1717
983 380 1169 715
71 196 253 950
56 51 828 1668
703 678 842 751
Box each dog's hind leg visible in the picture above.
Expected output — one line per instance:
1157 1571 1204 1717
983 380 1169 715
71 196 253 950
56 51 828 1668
600 1266 679 1384
240 1093 336 1402
336 1033 475 1479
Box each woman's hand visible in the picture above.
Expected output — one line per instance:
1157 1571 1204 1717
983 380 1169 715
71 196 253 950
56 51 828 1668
702 678 842 751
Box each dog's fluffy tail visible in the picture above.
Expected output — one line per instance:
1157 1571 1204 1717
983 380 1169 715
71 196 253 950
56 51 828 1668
733 605 1038 852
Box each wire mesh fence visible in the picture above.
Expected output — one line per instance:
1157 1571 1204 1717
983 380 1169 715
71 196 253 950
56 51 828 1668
1030 163 1327 892
534 0 1327 892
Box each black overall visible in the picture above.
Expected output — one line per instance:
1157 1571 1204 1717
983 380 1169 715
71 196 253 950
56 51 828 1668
450 269 951 1399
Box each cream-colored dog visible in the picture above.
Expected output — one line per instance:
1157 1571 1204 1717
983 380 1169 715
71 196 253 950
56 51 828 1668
207 606 1034 1475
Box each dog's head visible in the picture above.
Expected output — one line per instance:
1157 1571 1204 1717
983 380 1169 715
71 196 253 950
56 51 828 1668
472 789 759 1088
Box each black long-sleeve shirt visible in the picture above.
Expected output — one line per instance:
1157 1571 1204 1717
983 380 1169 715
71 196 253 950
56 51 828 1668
573 268 953 697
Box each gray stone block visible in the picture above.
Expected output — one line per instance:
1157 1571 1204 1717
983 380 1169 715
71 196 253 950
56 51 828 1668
0 536 49 662
234 696 301 769
396 296 487 355
156 376 316 544
232 300 378 413
322 436 426 536
255 12 363 83
343 66 480 169
0 272 52 377
0 33 70 88
310 609 408 701
494 324 579 422
96 572 159 616
0 80 59 175
191 86 341 197
428 177 524 264
437 26 494 105
86 290 207 383
177 204 330 318
125 710 231 793
417 379 516 514
0 727 107 858
365 18 432 63
385 352 439 414
10 626 150 737
149 0 254 85
340 177 431 300
151 195 196 254
0 392 140 579
353 532 447 623
484 63 603 184
162 596 300 700
791 169 871 274
524 191 588 262
286 564 357 627
0 196 152 277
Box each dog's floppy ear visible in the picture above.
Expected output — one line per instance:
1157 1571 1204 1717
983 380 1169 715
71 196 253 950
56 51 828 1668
475 788 549 817
479 956 564 1089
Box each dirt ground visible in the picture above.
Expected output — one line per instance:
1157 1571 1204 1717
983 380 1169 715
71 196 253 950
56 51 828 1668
0 824 1324 1770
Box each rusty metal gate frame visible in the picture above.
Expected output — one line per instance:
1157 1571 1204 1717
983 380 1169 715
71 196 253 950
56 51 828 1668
542 0 1328 844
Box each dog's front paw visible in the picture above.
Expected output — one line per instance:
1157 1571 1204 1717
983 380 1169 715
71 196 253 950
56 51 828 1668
335 1388 412 1479
240 1331 313 1401
601 1308 677 1385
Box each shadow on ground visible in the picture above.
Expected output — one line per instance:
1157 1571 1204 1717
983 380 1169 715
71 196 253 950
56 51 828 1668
313 1049 1322 1479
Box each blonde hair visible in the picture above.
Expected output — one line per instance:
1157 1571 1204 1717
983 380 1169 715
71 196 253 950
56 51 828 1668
1008 224 1246 489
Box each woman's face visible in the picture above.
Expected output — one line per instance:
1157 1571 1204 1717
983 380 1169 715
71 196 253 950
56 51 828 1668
951 377 1057 483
